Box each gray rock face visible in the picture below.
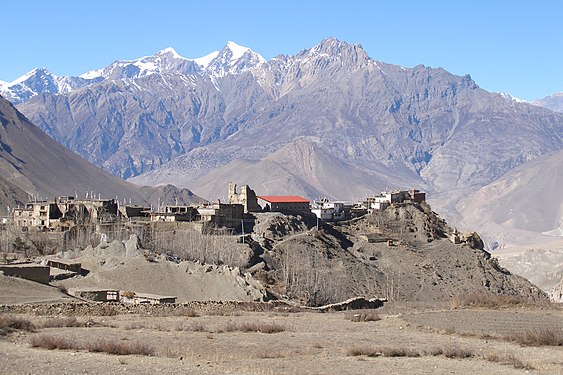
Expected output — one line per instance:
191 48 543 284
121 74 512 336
8 38 563 241
0 94 203 209
533 92 563 113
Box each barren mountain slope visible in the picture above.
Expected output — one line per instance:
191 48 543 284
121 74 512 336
0 95 203 208
189 138 424 200
533 92 563 113
456 150 563 246
0 175 28 215
0 95 150 203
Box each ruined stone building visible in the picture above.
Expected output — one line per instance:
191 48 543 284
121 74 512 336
150 205 198 222
12 196 118 230
197 201 244 229
227 182 262 213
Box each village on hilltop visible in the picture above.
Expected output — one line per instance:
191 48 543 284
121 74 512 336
6 183 427 233
0 183 433 305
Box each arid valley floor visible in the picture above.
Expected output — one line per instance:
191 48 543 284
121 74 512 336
1 300 562 375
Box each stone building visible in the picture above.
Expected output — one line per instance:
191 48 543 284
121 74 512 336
227 182 262 213
12 196 119 230
150 205 198 222
197 201 244 229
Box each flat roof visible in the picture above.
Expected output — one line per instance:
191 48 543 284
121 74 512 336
257 196 310 203
46 258 81 266
134 293 177 300
0 263 48 269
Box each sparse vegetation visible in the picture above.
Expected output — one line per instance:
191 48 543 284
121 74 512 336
41 317 85 328
31 335 75 350
451 291 530 309
485 352 534 370
441 345 474 359
347 345 474 359
87 339 155 356
279 242 347 306
347 346 420 358
223 321 285 334
0 315 36 336
31 335 155 356
508 326 563 347
97 305 118 316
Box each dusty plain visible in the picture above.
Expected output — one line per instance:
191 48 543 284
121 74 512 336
1 302 561 375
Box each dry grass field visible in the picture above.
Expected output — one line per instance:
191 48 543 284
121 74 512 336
1 302 561 374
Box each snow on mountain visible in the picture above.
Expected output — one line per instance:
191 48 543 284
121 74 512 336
194 51 219 69
204 41 266 77
497 91 527 103
79 47 196 80
0 67 95 104
77 43 265 81
2 42 265 105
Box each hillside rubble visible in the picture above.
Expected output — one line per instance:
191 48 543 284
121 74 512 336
52 234 268 303
247 203 547 306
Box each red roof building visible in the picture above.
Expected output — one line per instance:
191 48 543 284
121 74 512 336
257 195 311 216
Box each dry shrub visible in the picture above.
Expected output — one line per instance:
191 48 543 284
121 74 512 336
451 291 528 309
485 352 534 370
31 335 76 350
87 339 155 356
41 317 85 328
223 321 285 334
164 308 199 317
423 347 444 356
0 315 36 336
347 346 420 357
441 345 473 359
347 347 380 357
31 335 155 356
97 305 118 316
255 350 285 359
348 345 473 359
508 326 563 347
180 309 199 317
158 345 185 358
347 310 381 322
189 321 207 332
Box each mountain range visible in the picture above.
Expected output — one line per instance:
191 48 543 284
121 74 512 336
2 38 562 248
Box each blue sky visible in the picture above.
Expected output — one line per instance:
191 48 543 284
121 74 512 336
2 0 561 100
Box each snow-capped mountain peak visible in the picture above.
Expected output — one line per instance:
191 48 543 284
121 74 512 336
225 41 253 60
204 41 265 77
0 67 75 104
156 47 185 59
10 67 53 85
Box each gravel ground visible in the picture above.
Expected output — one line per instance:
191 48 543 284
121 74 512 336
1 305 562 374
